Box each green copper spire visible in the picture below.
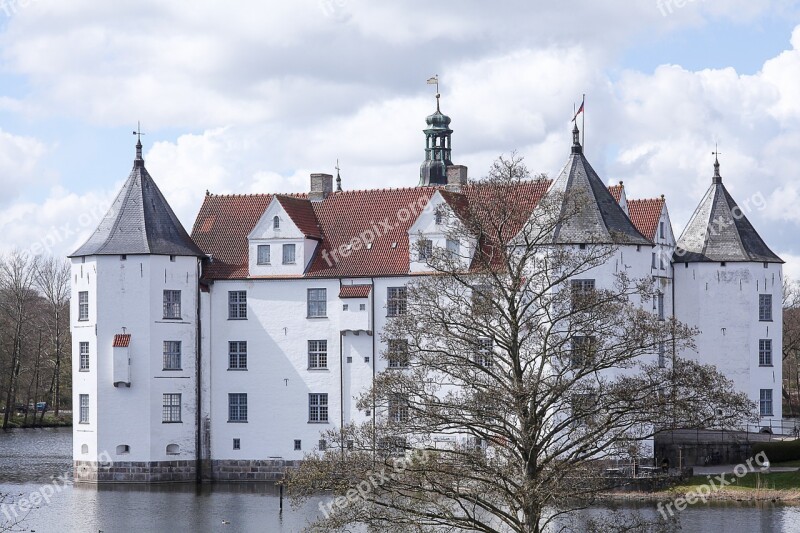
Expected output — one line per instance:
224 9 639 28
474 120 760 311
419 92 453 186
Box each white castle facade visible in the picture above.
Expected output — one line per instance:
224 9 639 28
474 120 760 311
70 108 784 482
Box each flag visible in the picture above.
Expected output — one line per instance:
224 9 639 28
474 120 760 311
571 99 585 122
426 76 438 85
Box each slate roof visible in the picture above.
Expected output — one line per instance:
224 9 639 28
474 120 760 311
628 197 665 241
542 132 652 246
71 149 205 258
191 181 551 280
675 161 782 263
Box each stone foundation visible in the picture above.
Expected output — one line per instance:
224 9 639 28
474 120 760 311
210 459 301 481
74 460 197 483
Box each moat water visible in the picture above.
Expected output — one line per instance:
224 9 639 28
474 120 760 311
1 428 800 532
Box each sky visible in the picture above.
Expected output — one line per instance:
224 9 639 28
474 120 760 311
0 0 799 279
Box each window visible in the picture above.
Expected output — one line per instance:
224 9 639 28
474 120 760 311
570 279 595 311
308 340 328 369
759 294 772 321
571 336 596 367
475 337 493 367
166 444 180 455
257 245 271 265
294 439 302 451
446 239 459 257
760 389 773 417
659 222 665 239
78 291 89 321
307 288 327 317
435 208 446 225
418 239 433 261
342 304 349 311
282 244 296 264
273 215 280 229
387 287 407 316
169 255 176 262
162 393 182 423
163 290 181 319
319 439 327 451
163 341 181 370
120 255 127 261
660 254 666 270
229 393 248 422
233 439 241 450
759 339 773 366
309 393 329 423
657 292 665 320
79 342 90 371
651 252 657 269
389 394 409 423
359 303 366 311
79 394 89 423
472 284 493 316
229 291 247 319
388 339 409 368
116 444 130 454
571 393 598 426
378 436 406 457
229 341 247 370
658 341 666 368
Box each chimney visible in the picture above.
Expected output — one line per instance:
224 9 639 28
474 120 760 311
309 173 333 202
445 165 468 192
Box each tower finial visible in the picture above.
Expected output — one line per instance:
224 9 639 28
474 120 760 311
335 159 342 192
571 122 582 154
132 121 145 166
712 144 722 184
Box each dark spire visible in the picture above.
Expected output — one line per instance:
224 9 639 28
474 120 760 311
335 159 342 192
133 122 145 168
712 147 722 184
571 122 582 155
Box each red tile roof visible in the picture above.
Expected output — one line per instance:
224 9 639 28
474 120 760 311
113 334 131 348
608 184 624 203
276 195 322 240
339 285 372 298
191 181 551 280
627 197 665 240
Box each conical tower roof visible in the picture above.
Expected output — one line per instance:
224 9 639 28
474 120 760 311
70 141 205 258
541 125 652 245
674 157 782 263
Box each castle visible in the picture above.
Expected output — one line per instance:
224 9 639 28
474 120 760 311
70 100 784 482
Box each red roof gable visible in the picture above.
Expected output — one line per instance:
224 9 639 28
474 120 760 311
191 181 552 280
113 334 131 348
276 195 323 240
608 184 624 203
339 285 372 298
627 197 665 240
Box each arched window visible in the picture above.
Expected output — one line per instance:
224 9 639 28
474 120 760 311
81 444 89 454
166 443 180 455
273 216 280 229
116 444 130 455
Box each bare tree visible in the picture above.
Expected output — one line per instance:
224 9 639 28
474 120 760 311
288 155 754 533
0 251 40 429
782 278 800 418
34 256 71 417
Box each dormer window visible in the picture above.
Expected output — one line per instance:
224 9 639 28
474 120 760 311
273 216 280 230
257 245 271 265
418 239 433 261
283 244 296 264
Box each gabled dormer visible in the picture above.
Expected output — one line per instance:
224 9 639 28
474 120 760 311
248 195 322 276
628 196 674 274
408 190 475 273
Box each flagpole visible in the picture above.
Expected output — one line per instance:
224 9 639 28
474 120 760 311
581 93 585 150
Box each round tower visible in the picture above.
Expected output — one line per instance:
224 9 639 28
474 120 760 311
70 136 206 482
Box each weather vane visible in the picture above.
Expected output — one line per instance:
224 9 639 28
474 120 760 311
426 75 440 97
133 121 146 142
712 143 722 160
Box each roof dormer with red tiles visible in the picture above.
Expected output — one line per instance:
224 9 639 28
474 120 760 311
247 185 324 277
407 189 478 274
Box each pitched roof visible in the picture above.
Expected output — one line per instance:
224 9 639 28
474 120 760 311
675 163 782 263
628 197 665 241
113 334 131 348
339 285 372 298
191 181 551 280
71 153 205 258
542 134 651 246
608 184 624 203
275 195 322 240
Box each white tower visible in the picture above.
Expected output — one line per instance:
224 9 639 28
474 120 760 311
70 137 206 482
674 155 784 432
